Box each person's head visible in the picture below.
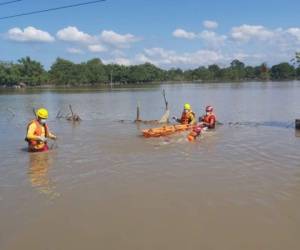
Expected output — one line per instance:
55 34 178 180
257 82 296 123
205 105 213 115
184 103 191 113
36 108 48 124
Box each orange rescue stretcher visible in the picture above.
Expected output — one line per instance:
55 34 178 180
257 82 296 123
142 124 194 138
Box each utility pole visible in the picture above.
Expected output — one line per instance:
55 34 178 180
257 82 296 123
110 70 113 89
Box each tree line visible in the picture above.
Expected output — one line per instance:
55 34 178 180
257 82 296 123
1 53 300 87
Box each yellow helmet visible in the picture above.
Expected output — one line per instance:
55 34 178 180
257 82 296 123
184 103 191 110
36 108 48 119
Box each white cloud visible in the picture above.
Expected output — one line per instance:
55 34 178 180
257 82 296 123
144 47 171 58
67 48 84 54
116 24 300 67
138 47 224 67
134 53 152 64
100 30 140 48
203 20 218 29
172 28 197 39
287 28 300 41
114 57 132 66
55 27 141 54
88 44 107 53
137 47 276 68
231 25 274 42
172 28 226 47
110 50 126 57
199 30 227 47
8 24 300 68
103 57 133 66
231 52 265 62
57 26 93 43
7 26 55 42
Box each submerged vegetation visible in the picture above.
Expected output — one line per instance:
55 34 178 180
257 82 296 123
1 54 300 87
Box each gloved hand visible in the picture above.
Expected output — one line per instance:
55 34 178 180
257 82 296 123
37 136 47 142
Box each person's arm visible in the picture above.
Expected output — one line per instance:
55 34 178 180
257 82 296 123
173 113 183 123
47 129 57 140
189 113 196 124
208 117 215 128
202 121 210 127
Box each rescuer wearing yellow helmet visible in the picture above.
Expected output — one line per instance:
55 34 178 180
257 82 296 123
25 108 57 152
173 103 196 125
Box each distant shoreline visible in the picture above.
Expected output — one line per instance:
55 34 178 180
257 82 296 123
1 80 300 92
1 57 299 88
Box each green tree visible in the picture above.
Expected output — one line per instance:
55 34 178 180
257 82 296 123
296 67 300 79
128 63 163 83
270 63 295 80
0 61 21 86
105 64 130 84
3 56 300 87
229 59 246 81
293 52 300 79
208 64 221 80
85 58 108 84
244 66 256 80
255 63 270 80
17 57 46 85
193 67 210 81
295 52 300 65
49 58 78 85
166 68 184 81
230 59 245 69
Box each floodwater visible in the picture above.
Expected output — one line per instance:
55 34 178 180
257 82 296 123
0 82 300 250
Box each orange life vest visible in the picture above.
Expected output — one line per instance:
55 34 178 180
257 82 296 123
180 111 195 125
202 113 216 128
26 120 49 150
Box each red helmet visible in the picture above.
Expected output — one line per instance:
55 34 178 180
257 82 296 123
206 106 213 112
193 126 202 134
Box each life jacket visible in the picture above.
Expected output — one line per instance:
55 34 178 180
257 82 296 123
202 113 216 129
26 120 49 150
180 111 195 125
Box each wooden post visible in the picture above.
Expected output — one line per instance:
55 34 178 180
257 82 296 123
158 90 170 124
162 89 168 110
136 103 140 121
56 109 62 119
110 70 113 89
69 105 74 117
32 108 36 117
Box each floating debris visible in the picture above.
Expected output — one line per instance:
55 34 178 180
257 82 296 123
56 105 81 122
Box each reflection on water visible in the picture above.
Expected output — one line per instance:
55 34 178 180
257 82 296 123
28 152 59 199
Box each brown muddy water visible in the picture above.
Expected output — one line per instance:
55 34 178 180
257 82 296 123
0 82 300 250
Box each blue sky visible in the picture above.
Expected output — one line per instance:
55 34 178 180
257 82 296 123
0 0 300 69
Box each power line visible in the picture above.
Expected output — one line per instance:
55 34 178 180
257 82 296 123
0 0 106 20
0 0 22 6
